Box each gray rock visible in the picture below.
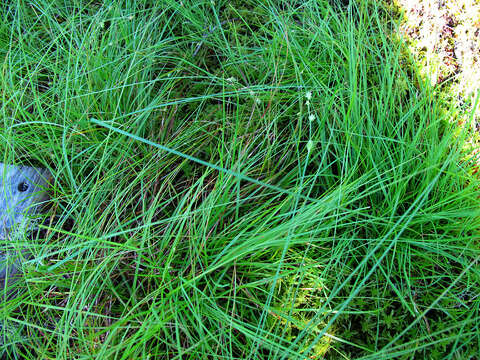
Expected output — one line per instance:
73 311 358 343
0 163 50 296
0 163 50 350
0 163 50 239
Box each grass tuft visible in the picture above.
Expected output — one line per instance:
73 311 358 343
1 0 479 358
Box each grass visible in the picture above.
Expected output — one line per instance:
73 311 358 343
1 0 480 358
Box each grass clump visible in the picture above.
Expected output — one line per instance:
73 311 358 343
1 0 479 358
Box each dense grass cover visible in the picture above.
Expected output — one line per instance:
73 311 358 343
1 0 479 358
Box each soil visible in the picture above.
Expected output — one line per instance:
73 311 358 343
394 0 480 120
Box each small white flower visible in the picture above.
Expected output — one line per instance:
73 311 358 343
308 114 315 122
305 91 312 100
108 42 113 46
99 21 105 28
306 140 314 152
226 77 236 83
128 15 134 20
305 100 310 106
255 98 261 105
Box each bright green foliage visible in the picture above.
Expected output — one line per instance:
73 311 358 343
0 0 479 358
